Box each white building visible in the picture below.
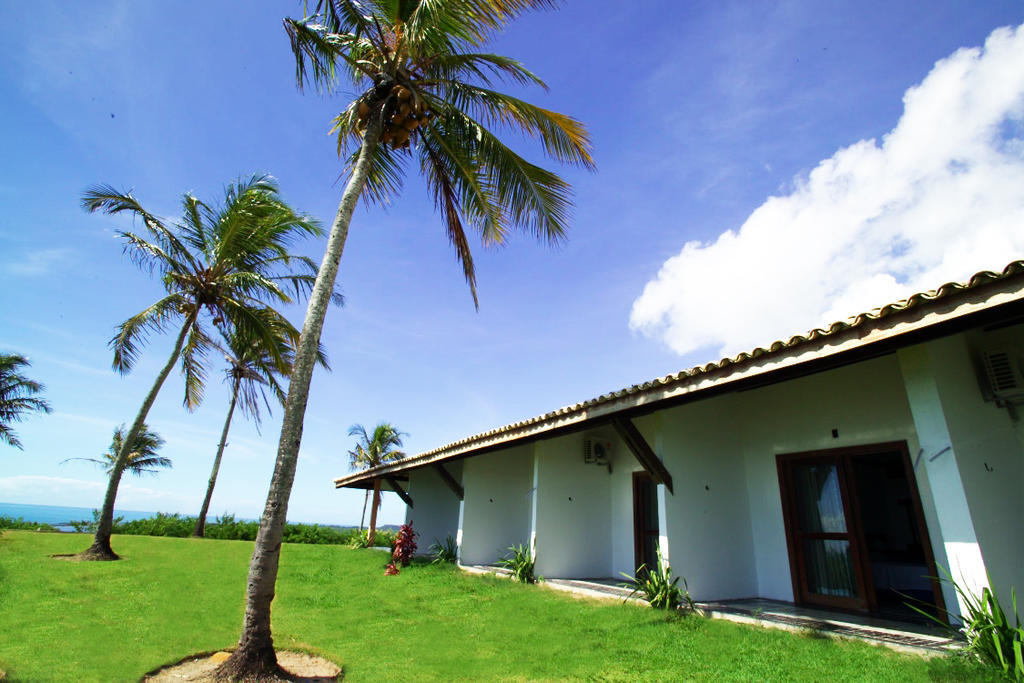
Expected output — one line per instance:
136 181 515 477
335 261 1024 623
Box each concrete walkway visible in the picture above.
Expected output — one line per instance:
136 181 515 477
461 566 962 656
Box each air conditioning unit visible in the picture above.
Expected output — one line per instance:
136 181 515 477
584 438 612 465
980 348 1024 404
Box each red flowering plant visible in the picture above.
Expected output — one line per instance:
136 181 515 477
392 521 418 567
384 562 400 576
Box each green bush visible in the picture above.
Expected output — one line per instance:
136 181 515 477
65 510 376 546
429 535 458 564
0 516 58 532
498 543 537 584
620 547 695 611
910 571 1023 681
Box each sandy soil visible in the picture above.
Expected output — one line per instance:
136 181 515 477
143 651 341 682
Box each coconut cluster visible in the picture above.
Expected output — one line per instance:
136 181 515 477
356 83 431 150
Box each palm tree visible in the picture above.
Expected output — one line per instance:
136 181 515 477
64 423 169 476
348 423 406 545
192 329 330 538
0 353 52 449
79 174 332 561
221 2 591 677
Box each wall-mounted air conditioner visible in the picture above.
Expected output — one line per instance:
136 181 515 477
980 348 1024 404
584 438 612 466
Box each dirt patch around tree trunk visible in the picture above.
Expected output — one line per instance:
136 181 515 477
142 650 341 682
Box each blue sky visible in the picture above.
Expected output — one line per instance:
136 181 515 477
2 1 1023 527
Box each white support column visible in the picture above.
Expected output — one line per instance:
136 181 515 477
455 497 465 565
529 443 540 562
899 344 989 617
653 413 670 571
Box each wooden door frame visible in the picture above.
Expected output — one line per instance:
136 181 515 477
632 471 658 573
776 441 946 618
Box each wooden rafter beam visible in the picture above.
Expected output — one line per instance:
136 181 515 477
611 417 673 494
385 476 414 508
433 464 464 500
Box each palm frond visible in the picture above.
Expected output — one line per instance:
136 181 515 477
420 136 480 307
110 294 189 374
423 53 546 88
438 83 593 168
181 322 214 410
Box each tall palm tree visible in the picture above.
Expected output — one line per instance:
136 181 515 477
64 423 169 476
0 353 51 449
348 422 406 545
192 329 330 538
222 2 592 677
79 174 333 561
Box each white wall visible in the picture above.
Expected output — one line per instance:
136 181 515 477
922 330 1024 605
459 444 533 566
638 398 758 601
405 461 462 553
736 354 923 602
533 432 614 578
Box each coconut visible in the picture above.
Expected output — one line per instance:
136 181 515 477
392 128 410 146
398 102 411 117
357 101 370 118
394 86 412 101
404 118 420 131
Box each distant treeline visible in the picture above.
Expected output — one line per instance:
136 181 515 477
0 516 58 532
1 512 398 547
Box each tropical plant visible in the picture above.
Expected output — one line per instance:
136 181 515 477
193 328 329 538
391 521 418 568
63 423 169 476
79 174 329 561
429 534 458 564
347 422 406 545
0 353 52 449
221 1 592 676
498 543 537 584
908 570 1023 680
620 547 695 611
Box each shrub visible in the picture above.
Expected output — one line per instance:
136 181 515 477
67 510 377 547
620 547 694 611
429 535 458 564
498 543 537 584
909 571 1023 681
0 516 58 532
392 522 417 567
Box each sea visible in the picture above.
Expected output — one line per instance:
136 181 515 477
0 501 159 532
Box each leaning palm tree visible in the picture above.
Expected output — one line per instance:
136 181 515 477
64 423 169 476
221 2 592 677
0 353 52 449
348 422 406 545
79 174 332 561
193 329 330 538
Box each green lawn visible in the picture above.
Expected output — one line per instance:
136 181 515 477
0 531 995 682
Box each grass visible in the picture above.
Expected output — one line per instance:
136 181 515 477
0 531 998 682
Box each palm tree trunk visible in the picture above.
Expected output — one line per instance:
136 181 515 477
218 119 382 678
193 377 240 538
80 313 196 561
359 489 369 531
367 478 382 546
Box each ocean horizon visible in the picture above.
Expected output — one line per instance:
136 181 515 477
0 501 163 532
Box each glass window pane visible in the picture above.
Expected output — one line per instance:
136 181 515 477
793 463 847 533
803 539 858 598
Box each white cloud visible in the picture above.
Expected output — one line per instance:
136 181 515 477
630 24 1024 358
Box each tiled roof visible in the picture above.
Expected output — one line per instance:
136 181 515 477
335 260 1024 485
